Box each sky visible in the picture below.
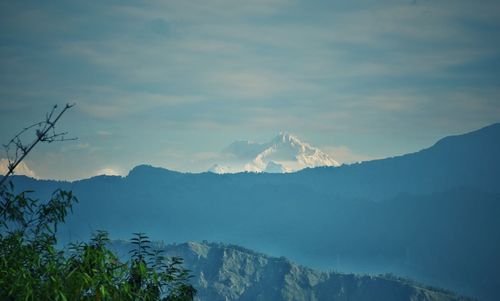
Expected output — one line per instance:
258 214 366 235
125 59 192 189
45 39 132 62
1 0 499 180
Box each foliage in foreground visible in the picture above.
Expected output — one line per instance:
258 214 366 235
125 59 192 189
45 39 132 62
0 183 196 300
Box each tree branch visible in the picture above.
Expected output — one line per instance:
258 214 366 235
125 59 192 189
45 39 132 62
0 103 76 187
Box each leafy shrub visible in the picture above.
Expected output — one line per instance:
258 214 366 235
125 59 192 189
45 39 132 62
0 183 196 301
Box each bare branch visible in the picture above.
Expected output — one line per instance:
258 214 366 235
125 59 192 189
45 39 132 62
0 103 77 187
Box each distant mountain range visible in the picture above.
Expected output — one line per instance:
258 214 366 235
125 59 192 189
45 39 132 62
209 132 339 173
10 123 500 300
110 241 469 301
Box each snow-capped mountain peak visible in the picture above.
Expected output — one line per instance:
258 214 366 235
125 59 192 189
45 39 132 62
274 131 298 143
210 132 339 174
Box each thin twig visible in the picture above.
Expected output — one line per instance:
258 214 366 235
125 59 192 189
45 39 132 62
0 103 76 187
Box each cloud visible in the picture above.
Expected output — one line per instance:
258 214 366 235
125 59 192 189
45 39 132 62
97 130 112 136
0 158 37 178
322 146 376 164
1 0 499 180
76 87 203 119
94 167 122 177
62 143 90 150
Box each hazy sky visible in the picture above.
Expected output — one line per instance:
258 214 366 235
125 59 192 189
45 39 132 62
1 0 499 180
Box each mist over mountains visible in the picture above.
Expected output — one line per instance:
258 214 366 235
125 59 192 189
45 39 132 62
110 241 470 301
11 123 500 300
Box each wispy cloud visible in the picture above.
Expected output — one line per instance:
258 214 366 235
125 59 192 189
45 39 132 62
1 0 499 178
97 130 112 136
0 158 37 178
94 167 123 177
322 146 376 164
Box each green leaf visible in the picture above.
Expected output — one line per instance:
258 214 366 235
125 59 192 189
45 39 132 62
59 292 68 301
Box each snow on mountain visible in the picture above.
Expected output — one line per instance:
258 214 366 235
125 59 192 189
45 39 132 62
208 164 232 174
210 132 339 174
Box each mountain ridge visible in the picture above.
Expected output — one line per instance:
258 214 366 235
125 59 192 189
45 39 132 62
9 122 500 300
109 240 471 301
